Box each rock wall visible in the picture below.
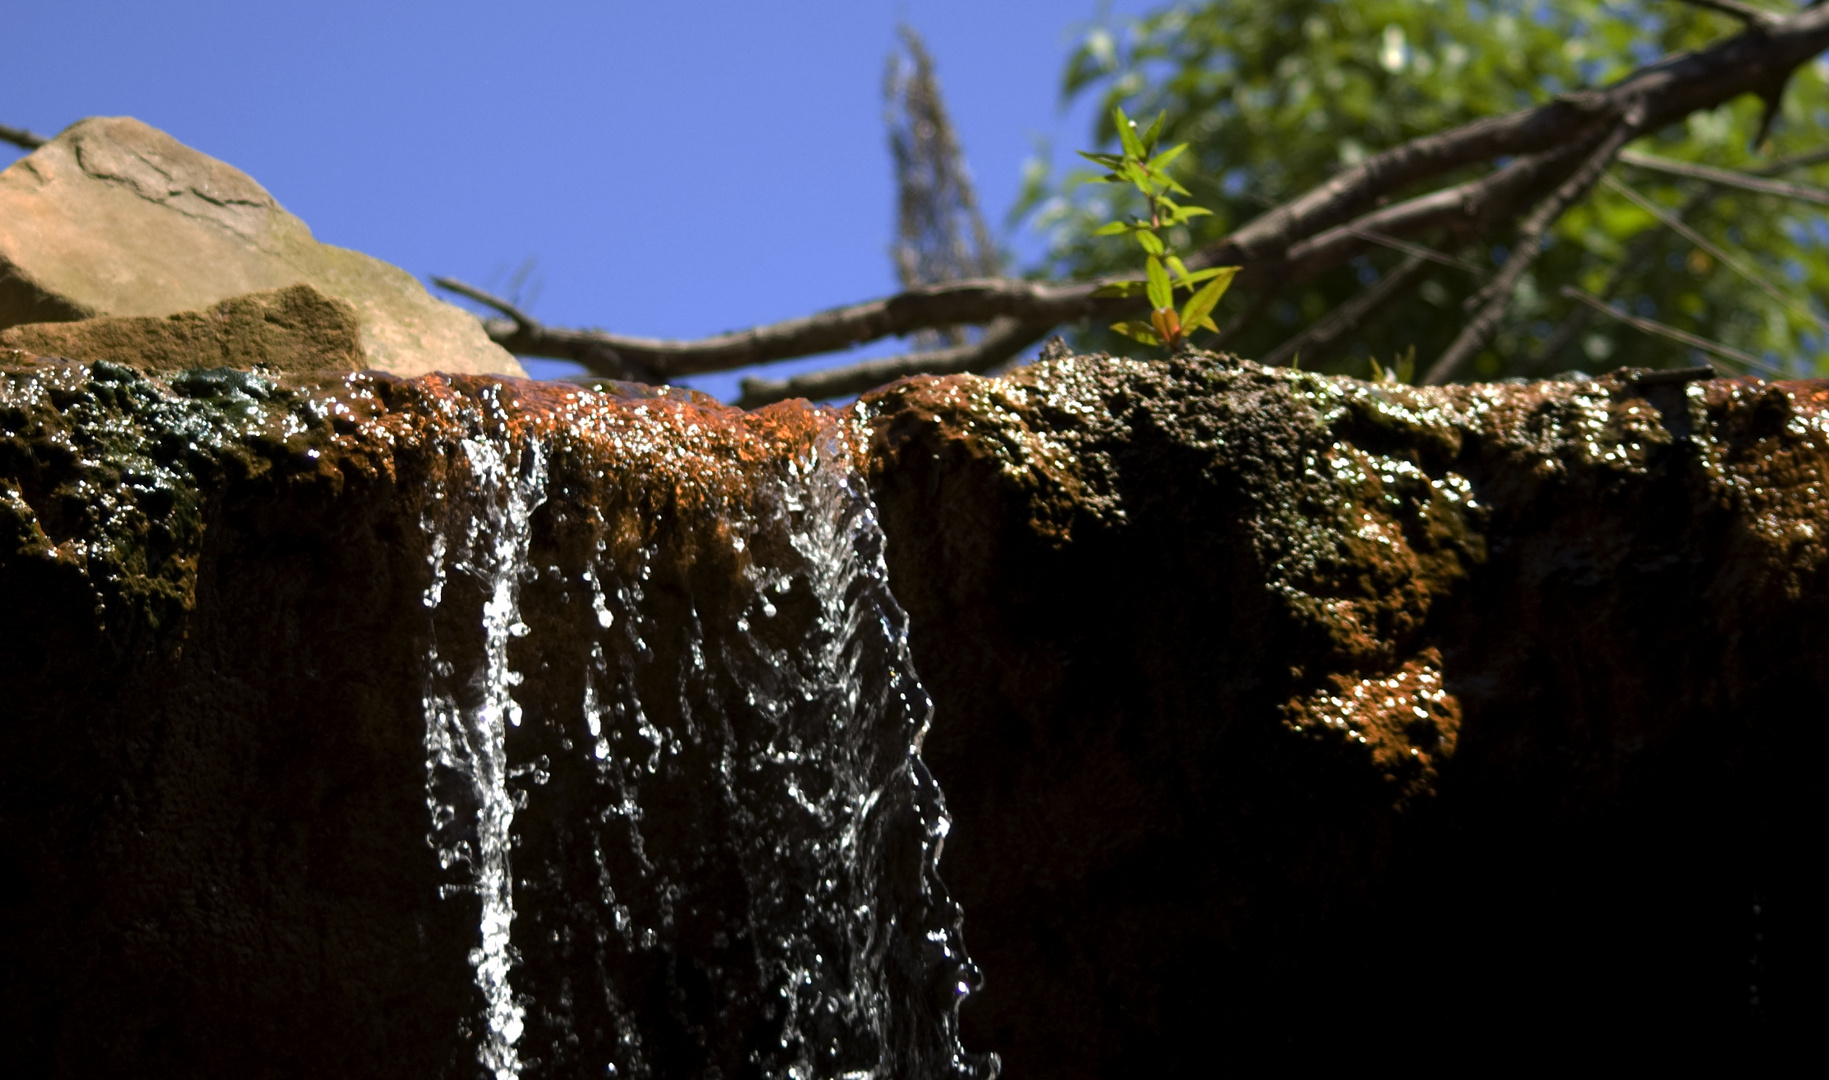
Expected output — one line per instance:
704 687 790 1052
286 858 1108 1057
1 349 1824 1076
864 354 1828 1070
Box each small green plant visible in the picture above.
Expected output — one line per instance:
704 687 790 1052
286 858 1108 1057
1081 107 1239 351
1367 344 1417 384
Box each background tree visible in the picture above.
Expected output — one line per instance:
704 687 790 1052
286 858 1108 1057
1021 0 1829 380
885 26 1003 352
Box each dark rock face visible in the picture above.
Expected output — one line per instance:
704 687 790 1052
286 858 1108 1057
1 349 1824 1077
0 360 985 1078
862 354 1829 1072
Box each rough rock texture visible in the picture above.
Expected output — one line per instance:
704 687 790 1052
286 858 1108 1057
863 354 1828 1071
1 348 1824 1076
0 357 979 1079
0 117 523 378
1 284 364 377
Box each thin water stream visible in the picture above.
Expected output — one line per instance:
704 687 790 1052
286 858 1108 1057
415 383 993 1079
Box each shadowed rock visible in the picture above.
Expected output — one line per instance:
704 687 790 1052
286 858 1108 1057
0 117 523 378
1 283 363 377
0 348 1822 1076
864 355 1828 1071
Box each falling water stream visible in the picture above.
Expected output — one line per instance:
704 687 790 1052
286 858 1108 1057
414 383 992 1079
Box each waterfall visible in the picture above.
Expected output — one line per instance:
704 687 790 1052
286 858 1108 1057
415 381 994 1079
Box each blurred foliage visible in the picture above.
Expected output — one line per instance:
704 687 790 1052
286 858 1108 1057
1016 0 1829 379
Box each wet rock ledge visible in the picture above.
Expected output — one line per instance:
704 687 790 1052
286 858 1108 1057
2 348 1825 1076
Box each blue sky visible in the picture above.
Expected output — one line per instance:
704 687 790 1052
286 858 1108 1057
4 1 1155 399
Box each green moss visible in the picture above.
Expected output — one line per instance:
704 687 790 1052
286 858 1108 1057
0 357 338 656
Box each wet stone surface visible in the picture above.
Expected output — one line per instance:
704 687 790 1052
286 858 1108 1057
1 349 1824 1076
862 352 1829 1072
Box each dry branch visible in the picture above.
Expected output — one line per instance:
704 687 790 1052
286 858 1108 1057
439 5 1829 395
1618 149 1829 206
1261 253 1432 369
1600 172 1829 334
1424 115 1647 384
734 317 1052 408
1 123 48 151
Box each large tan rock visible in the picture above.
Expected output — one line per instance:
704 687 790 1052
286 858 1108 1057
0 116 523 378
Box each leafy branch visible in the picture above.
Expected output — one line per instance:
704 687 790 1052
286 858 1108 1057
1079 107 1238 350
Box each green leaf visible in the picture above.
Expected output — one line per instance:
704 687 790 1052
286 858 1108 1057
1110 320 1161 346
1120 160 1151 188
1158 174 1192 197
1115 107 1145 159
1166 255 1191 281
1134 230 1165 255
1176 267 1229 286
1076 151 1125 168
1142 111 1167 154
1172 205 1214 222
1091 281 1147 299
1091 221 1132 237
1148 142 1189 172
1178 266 1240 334
1146 256 1173 310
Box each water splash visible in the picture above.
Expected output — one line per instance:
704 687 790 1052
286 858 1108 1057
415 383 993 1079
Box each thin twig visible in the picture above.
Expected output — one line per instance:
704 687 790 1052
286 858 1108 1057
1601 172 1829 334
1670 0 1782 31
1424 115 1646 385
431 276 539 334
1560 286 1777 373
1 123 48 151
734 318 1053 407
1618 149 1829 206
1532 141 1829 370
1261 253 1431 368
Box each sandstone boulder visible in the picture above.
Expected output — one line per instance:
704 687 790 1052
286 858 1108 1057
0 117 523 378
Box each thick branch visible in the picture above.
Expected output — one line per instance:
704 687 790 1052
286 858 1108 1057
1195 5 1829 270
1425 114 1646 385
449 6 1829 388
734 318 1052 408
1 123 48 151
458 277 1125 380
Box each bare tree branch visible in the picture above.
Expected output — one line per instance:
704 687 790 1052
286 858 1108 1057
1618 149 1829 205
1560 286 1778 373
1425 114 1647 385
1 123 48 151
734 318 1052 408
1600 172 1829 334
431 275 538 334
1261 253 1432 369
443 276 1125 379
439 6 1829 392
